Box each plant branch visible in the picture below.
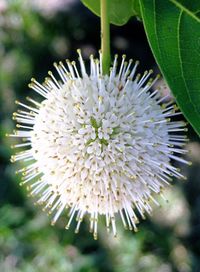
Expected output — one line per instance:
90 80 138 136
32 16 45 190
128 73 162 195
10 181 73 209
101 0 111 74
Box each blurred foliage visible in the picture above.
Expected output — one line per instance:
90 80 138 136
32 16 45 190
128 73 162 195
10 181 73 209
0 0 200 271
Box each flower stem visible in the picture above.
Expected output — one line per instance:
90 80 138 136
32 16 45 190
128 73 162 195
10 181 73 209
101 0 111 75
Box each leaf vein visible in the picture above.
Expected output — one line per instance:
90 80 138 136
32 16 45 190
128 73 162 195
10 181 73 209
169 0 200 23
177 10 200 115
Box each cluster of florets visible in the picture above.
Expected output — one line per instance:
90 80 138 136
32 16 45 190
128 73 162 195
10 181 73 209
9 50 190 239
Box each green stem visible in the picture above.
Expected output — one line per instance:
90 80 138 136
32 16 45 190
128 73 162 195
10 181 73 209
101 0 111 74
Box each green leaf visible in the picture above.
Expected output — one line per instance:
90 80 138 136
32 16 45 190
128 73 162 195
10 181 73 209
139 0 200 136
81 0 141 26
173 0 200 17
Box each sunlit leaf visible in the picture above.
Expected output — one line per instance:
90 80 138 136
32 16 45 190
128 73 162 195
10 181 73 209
140 0 200 135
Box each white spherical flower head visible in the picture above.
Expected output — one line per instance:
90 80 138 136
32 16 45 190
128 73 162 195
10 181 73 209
10 50 190 239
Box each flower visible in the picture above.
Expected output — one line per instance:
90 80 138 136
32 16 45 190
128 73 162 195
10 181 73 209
9 50 190 239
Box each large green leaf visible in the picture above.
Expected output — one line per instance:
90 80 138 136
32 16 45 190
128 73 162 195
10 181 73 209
139 0 200 136
81 0 140 26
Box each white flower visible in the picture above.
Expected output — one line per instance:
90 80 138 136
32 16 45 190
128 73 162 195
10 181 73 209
9 50 190 239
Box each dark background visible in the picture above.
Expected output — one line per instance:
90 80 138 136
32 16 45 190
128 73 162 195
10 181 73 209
0 1 200 271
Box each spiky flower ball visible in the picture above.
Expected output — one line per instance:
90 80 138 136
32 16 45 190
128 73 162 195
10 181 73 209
10 50 190 239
